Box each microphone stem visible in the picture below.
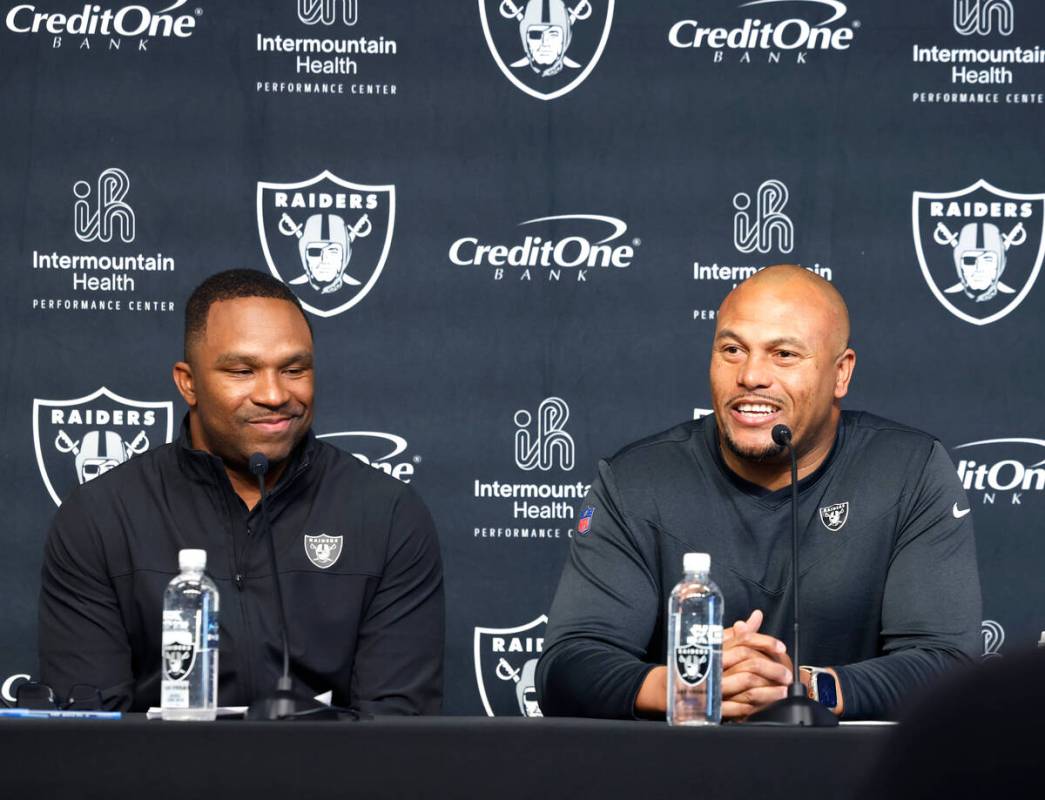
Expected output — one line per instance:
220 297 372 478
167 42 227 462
257 473 291 681
789 441 801 687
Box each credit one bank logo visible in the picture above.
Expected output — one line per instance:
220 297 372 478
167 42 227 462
5 2 201 40
953 437 1045 506
669 1 857 58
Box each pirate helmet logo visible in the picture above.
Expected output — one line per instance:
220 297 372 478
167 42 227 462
33 387 174 506
304 534 344 569
479 0 614 100
819 501 849 532
163 638 197 682
257 171 395 318
474 615 547 717
913 180 1045 325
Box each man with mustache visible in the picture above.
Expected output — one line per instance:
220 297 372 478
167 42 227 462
537 265 981 720
38 269 444 714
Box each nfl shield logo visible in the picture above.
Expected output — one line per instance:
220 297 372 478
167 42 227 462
474 615 547 717
304 534 344 569
257 171 395 318
577 505 594 535
478 0 615 101
819 502 849 532
33 387 174 507
912 180 1045 326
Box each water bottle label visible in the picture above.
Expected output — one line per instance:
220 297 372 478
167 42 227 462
161 680 189 709
674 623 723 687
162 611 200 681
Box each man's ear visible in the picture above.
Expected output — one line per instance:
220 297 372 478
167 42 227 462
172 361 198 408
833 348 856 400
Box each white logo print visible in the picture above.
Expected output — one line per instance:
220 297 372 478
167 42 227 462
5 1 200 41
33 387 174 506
474 615 547 717
304 534 344 568
952 502 971 518
733 179 793 254
819 501 849 531
514 397 574 471
298 0 358 26
257 171 395 318
317 431 418 483
981 619 1005 658
479 0 615 101
954 0 1013 37
912 180 1045 325
74 168 135 244
669 1 856 54
954 438 1045 506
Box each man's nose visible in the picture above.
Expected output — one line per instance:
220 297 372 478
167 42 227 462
737 353 772 389
252 370 291 408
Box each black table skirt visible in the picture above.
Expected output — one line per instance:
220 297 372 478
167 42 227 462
0 716 892 799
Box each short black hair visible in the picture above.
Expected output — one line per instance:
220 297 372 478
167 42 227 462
183 269 312 360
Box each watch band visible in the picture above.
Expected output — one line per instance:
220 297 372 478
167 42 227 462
801 666 838 711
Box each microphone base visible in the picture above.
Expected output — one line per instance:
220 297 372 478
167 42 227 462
245 689 340 722
744 685 839 727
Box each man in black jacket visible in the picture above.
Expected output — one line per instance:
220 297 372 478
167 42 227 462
38 269 444 714
537 265 982 720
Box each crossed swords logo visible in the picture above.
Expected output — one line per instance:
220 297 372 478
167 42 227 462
278 211 372 288
933 219 1026 296
55 429 150 485
499 0 591 70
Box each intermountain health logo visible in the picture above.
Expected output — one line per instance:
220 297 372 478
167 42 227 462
31 167 178 314
669 0 857 63
954 0 1013 37
912 180 1045 325
33 387 174 506
474 615 546 716
479 0 614 101
5 1 202 50
317 430 419 483
257 170 394 317
473 396 589 542
298 0 357 26
981 619 1005 658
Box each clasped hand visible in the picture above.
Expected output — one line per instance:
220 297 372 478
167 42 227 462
721 608 794 720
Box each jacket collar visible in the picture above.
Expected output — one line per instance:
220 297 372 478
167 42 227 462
174 414 318 493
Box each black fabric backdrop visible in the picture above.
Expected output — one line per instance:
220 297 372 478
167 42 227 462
1 0 1043 715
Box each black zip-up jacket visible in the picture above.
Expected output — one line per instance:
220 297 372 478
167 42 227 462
38 421 444 714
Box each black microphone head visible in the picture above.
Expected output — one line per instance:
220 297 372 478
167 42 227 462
771 424 793 447
249 452 269 476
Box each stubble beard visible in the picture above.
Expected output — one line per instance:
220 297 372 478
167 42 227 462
721 426 786 464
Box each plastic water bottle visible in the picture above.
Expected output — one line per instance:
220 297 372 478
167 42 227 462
667 552 723 725
161 549 219 721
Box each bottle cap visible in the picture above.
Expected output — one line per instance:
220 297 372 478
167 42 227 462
1039 631 1045 648
684 552 710 574
179 549 207 571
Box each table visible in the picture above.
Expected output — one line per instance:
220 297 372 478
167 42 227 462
0 716 892 799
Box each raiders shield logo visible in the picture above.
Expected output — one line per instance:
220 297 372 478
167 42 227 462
675 644 711 687
257 171 395 318
163 639 197 682
478 0 615 101
33 387 174 507
912 180 1045 326
304 534 344 569
819 502 849 532
474 615 547 717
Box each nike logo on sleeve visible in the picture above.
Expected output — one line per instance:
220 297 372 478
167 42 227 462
952 503 971 519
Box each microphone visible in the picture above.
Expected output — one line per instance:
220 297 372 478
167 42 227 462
746 425 838 727
245 452 337 721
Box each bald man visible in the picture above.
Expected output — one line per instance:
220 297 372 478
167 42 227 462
536 265 982 720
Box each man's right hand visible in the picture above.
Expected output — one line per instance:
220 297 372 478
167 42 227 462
721 609 793 720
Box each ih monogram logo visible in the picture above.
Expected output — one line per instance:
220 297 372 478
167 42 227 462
298 0 358 26
981 619 1005 658
74 168 135 244
733 179 794 255
954 0 1013 36
514 397 574 471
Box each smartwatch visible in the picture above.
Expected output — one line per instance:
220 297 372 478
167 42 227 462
802 666 839 712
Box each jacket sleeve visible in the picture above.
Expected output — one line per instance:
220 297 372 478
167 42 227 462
38 490 135 711
834 441 983 719
536 459 661 719
350 487 444 716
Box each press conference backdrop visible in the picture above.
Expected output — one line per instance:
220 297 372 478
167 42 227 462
1 0 1042 715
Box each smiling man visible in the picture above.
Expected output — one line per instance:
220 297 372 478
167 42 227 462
537 265 982 720
38 269 444 714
